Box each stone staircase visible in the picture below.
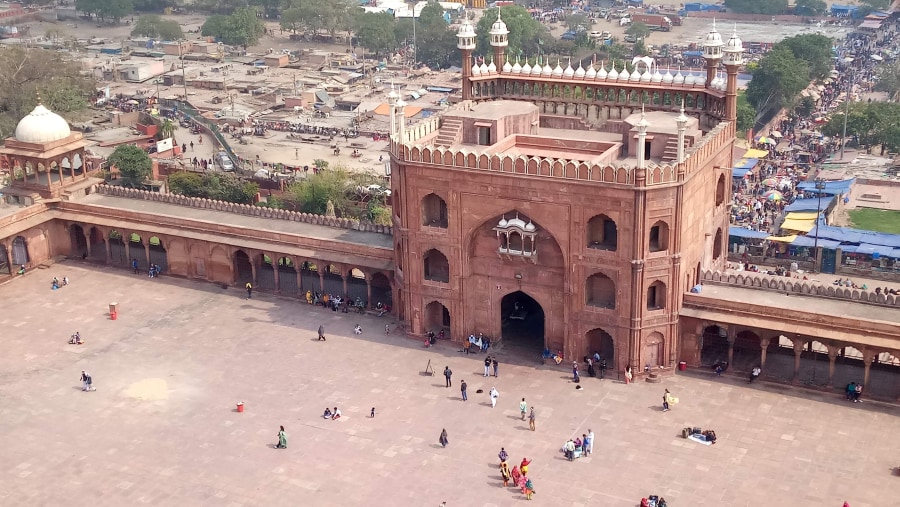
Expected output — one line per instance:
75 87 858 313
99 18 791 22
434 118 463 148
662 136 692 162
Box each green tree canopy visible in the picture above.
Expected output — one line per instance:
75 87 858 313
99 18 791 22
108 144 152 188
794 0 827 16
131 14 184 40
626 22 650 40
168 171 259 203
413 2 459 69
775 33 833 79
724 0 787 14
354 12 396 56
167 171 204 196
201 7 265 48
875 61 900 101
476 7 551 59
565 13 591 34
76 0 134 22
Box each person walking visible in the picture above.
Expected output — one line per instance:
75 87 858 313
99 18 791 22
463 338 470 355
80 370 94 391
587 429 595 455
499 460 511 487
443 366 453 388
483 356 491 377
498 447 509 463
275 426 287 449
624 366 633 384
524 477 535 500
439 428 449 448
245 281 253 299
520 457 531 476
572 361 580 383
317 324 326 341
564 439 576 460
519 398 528 420
132 258 139 274
489 386 499 408
460 379 467 401
663 389 677 412
528 407 536 431
492 357 499 378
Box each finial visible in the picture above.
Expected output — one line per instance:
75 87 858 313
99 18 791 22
712 18 716 30
36 91 42 105
496 6 502 22
680 98 685 115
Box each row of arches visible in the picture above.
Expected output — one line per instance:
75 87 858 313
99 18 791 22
585 273 668 311
9 153 88 188
0 236 29 275
68 223 394 308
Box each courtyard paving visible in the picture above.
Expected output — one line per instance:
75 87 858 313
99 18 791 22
0 262 896 507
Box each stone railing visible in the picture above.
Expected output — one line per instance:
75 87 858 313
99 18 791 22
94 185 393 236
700 269 900 308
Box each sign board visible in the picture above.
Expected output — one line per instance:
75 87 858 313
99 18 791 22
156 137 173 153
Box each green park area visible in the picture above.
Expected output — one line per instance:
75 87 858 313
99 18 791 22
848 208 900 234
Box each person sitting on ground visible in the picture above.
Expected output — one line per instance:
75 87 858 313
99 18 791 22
62 276 69 286
354 325 362 335
322 407 333 419
69 332 83 345
573 436 583 452
17 264 26 275
331 407 341 420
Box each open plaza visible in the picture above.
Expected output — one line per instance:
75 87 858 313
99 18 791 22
0 264 895 506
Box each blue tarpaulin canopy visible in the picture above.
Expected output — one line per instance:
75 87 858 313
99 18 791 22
808 224 900 248
790 236 840 249
797 178 855 195
734 158 759 169
729 226 769 239
784 197 834 212
855 243 898 257
732 168 751 178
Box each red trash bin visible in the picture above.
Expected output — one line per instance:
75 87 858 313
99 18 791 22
236 402 244 413
678 361 687 371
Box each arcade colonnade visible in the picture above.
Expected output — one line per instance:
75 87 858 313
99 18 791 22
684 319 900 399
64 222 394 307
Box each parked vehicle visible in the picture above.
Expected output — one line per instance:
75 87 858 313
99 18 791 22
630 13 675 31
214 151 234 172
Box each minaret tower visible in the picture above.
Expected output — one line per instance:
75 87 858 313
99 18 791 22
457 19 476 100
387 82 399 137
675 99 688 164
702 20 723 88
489 9 509 72
636 106 649 169
722 25 744 122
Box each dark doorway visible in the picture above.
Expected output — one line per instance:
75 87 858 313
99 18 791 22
278 257 298 293
425 301 450 336
109 230 127 267
148 236 168 273
700 325 728 365
88 227 105 262
256 254 276 290
586 328 615 372
70 225 87 258
234 250 252 284
300 261 319 293
347 268 367 301
370 272 392 308
322 264 343 295
0 245 9 275
11 236 28 265
500 291 544 351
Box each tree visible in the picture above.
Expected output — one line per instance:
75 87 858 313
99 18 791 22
875 61 900 101
476 7 551 59
77 0 134 22
201 7 265 48
626 22 650 40
0 47 94 139
157 118 175 140
355 12 396 56
413 2 459 69
736 96 755 133
167 171 204 196
565 13 591 34
794 0 827 16
745 46 809 124
775 33 832 79
287 169 351 215
795 96 815 117
108 144 152 187
724 0 787 14
280 7 304 33
131 14 184 40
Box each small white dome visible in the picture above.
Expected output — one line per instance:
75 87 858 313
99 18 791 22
472 61 481 75
684 71 696 86
673 69 684 84
490 14 509 37
531 60 543 76
511 57 522 74
606 63 618 81
662 68 673 84
618 68 630 81
521 60 532 74
563 61 575 78
507 217 527 229
725 30 743 51
502 58 512 73
457 20 475 38
15 103 71 144
575 63 585 79
498 216 508 227
552 60 564 78
480 62 489 74
525 221 536 232
542 62 553 76
704 25 723 47
585 64 596 79
630 69 642 82
651 69 663 83
487 59 497 73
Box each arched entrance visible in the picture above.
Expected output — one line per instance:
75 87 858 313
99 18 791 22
129 233 144 269
255 254 275 290
700 325 728 365
0 245 10 275
70 225 87 258
644 332 665 369
148 236 168 272
11 236 28 265
300 261 319 293
586 328 615 371
322 264 343 295
108 230 127 266
347 268 367 301
88 227 105 262
278 257 298 293
233 250 252 284
424 301 450 335
370 272 392 307
500 291 544 351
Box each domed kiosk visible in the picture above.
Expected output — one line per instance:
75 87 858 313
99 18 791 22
1 101 92 201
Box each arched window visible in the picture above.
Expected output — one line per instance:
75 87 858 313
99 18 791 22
715 174 725 207
423 249 450 283
422 193 448 228
587 214 617 251
586 272 616 309
649 221 669 253
647 280 667 310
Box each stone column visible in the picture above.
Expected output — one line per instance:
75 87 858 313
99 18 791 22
124 238 131 267
250 257 257 286
826 345 840 388
342 272 349 298
296 268 303 294
318 262 326 292
272 263 281 292
759 336 771 370
144 242 151 266
726 332 736 366
862 349 876 390
83 227 92 258
792 340 804 384
366 278 372 308
104 237 111 264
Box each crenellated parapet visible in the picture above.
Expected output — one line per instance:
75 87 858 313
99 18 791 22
93 184 393 235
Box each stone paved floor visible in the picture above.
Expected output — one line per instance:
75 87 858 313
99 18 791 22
0 262 897 507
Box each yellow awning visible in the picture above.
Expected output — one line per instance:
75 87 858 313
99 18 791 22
781 219 816 232
744 149 769 158
784 212 819 220
766 235 797 243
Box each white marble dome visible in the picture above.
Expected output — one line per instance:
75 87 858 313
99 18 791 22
15 104 71 143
